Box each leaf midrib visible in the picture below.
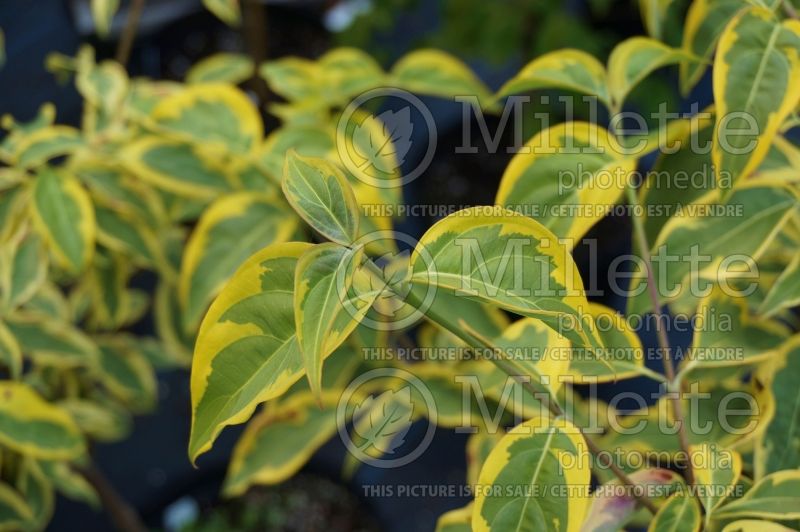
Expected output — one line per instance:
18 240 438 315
511 429 556 532
739 23 782 120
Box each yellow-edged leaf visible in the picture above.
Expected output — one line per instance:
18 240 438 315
179 191 298 332
0 382 85 460
472 416 590 532
495 122 635 245
30 168 95 273
496 49 609 108
186 53 254 84
282 152 360 246
151 83 262 154
712 7 800 190
189 242 312 462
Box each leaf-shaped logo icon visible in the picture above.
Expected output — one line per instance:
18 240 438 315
351 107 414 175
351 387 414 456
361 250 411 318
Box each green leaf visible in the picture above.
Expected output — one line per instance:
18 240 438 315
232 161 277 192
94 204 163 267
0 480 32 530
319 47 385 104
409 206 598 348
30 168 96 273
75 54 129 135
628 185 797 315
223 391 340 497
601 381 770 458
22 281 70 322
203 0 240 26
120 289 149 327
721 520 797 531
121 136 235 198
74 51 128 109
486 317 571 396
179 191 298 332
189 242 313 462
472 416 590 532
5 313 98 369
648 493 701 532
466 430 505 487
15 459 54 531
390 49 493 105
0 382 86 460
131 335 187 371
12 126 83 169
640 114 717 242
713 8 800 189
124 79 181 118
691 443 742 520
90 0 119 37
758 252 800 316
569 302 646 383
259 57 321 103
496 49 610 108
282 152 360 246
186 53 254 84
495 122 635 245
756 336 800 477
86 249 131 329
420 297 510 350
638 0 677 40
38 460 99 509
151 83 261 154
0 230 48 312
294 244 372 398
261 48 384 107
680 0 748 94
682 289 788 373
258 124 335 182
59 398 132 442
714 470 800 520
0 319 22 379
0 103 56 162
154 281 193 366
0 186 30 244
607 37 694 108
75 163 165 222
95 337 157 413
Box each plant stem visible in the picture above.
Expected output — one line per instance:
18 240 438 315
624 185 695 486
77 463 147 532
783 0 799 20
396 279 658 514
115 0 146 66
241 0 270 103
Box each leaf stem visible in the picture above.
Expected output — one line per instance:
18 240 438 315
624 185 695 486
115 0 146 66
77 462 147 532
783 0 799 20
395 276 659 515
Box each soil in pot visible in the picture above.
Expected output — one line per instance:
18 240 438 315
177 473 380 532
